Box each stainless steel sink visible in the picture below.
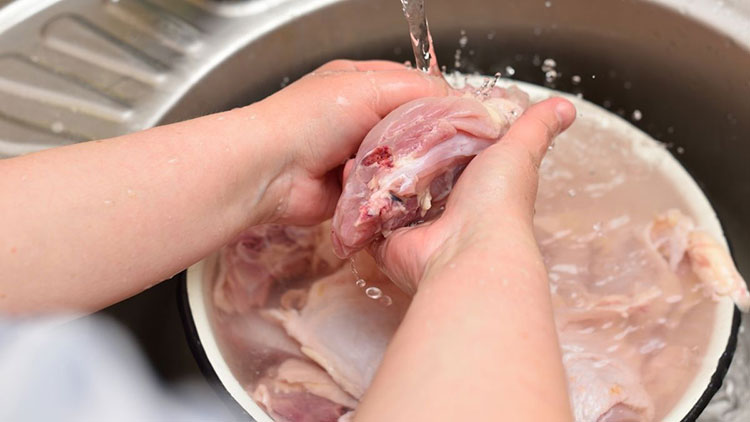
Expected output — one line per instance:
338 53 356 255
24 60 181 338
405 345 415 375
1 0 749 420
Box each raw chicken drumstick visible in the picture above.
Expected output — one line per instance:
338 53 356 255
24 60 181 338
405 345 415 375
331 86 529 258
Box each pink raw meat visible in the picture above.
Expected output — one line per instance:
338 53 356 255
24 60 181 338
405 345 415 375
331 87 529 258
252 358 357 422
562 351 654 422
266 254 410 399
213 223 342 314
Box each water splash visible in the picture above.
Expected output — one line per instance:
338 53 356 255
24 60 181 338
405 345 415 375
400 0 441 75
350 257 392 307
541 58 559 84
475 72 502 98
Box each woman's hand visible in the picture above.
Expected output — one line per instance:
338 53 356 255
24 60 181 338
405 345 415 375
0 60 447 313
252 60 449 226
371 98 577 293
355 98 577 422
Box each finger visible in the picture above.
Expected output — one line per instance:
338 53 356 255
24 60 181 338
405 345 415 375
355 69 451 117
351 60 413 72
368 228 420 295
275 69 450 173
315 59 409 73
500 97 576 168
342 159 355 181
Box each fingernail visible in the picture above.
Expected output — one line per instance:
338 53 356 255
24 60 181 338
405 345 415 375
554 101 576 130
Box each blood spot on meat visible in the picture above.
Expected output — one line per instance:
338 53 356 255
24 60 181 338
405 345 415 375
239 236 265 252
361 146 394 167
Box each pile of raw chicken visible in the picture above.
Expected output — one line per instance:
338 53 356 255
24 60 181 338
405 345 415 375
209 83 749 422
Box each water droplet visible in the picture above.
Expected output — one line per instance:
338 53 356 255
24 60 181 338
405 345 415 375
532 55 541 66
504 65 516 76
50 121 65 133
545 0 552 7
477 72 503 98
458 29 468 48
365 286 383 300
355 279 366 288
567 189 577 197
453 49 462 68
632 110 642 121
593 222 602 232
667 126 675 134
379 295 393 307
676 146 685 154
280 76 290 88
533 27 543 36
591 74 597 79
571 75 581 85
487 31 496 40
545 69 558 83
542 58 557 72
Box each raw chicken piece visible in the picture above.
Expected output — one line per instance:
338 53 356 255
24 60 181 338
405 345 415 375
252 358 358 422
337 412 355 422
538 215 687 327
213 223 343 314
270 359 357 408
253 382 348 422
267 256 409 398
213 310 304 379
647 209 750 311
563 351 655 422
331 87 529 257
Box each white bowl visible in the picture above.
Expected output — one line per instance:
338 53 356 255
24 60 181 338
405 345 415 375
180 81 740 421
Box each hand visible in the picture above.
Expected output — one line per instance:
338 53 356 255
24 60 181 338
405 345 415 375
253 60 449 226
371 98 577 293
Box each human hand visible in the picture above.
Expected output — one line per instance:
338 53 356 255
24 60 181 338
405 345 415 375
252 60 449 226
370 98 577 293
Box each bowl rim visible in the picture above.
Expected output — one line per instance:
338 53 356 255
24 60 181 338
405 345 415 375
177 274 257 422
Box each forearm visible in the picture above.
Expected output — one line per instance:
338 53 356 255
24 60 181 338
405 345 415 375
0 105 283 313
357 231 572 422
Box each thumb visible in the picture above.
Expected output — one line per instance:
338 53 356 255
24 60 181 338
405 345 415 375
502 97 576 166
445 97 576 223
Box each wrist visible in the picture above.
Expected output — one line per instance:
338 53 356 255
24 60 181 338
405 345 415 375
208 104 291 228
421 223 546 290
